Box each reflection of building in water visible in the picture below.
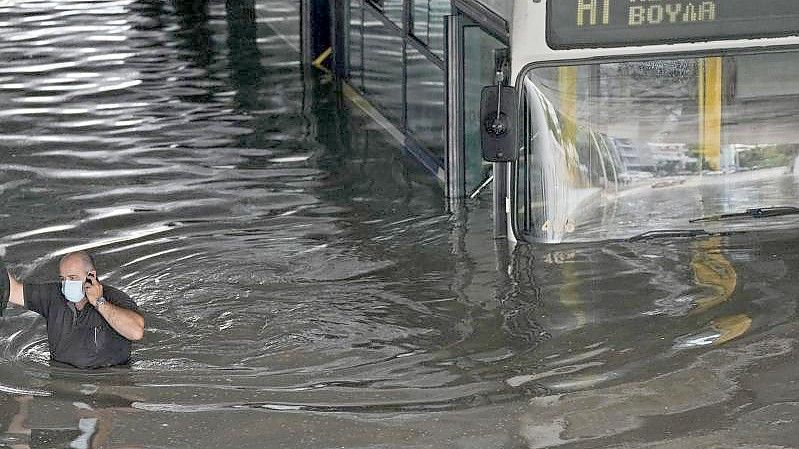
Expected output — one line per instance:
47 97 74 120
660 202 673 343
608 140 794 176
649 142 696 173
721 144 747 171
612 139 710 175
612 138 654 172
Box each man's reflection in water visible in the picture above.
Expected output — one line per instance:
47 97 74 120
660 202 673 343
5 395 31 449
4 394 90 449
1 380 143 449
3 395 140 449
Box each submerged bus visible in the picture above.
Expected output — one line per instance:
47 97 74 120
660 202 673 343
311 0 799 243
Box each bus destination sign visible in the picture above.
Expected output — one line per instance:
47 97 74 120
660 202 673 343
547 0 799 49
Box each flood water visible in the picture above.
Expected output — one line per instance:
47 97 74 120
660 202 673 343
2 1 799 448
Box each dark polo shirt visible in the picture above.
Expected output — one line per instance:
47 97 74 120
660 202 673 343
23 283 138 369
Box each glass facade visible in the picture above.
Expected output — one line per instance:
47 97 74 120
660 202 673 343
347 0 450 163
362 7 405 123
367 0 405 28
345 0 510 195
406 45 446 156
463 26 505 194
411 0 450 58
349 0 365 90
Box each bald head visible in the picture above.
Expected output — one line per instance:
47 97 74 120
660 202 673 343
59 251 96 281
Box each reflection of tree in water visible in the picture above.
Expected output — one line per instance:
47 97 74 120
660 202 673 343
739 144 798 169
500 245 551 349
621 59 698 80
600 59 699 139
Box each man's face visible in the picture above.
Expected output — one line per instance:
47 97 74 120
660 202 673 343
58 258 94 283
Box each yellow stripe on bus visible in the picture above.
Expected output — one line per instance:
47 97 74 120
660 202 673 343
699 57 722 171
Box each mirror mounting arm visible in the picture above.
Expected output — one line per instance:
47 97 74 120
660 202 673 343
480 48 517 163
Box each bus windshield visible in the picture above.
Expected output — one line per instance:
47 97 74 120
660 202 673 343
516 50 799 243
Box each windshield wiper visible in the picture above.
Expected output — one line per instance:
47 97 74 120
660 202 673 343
689 206 799 224
628 229 713 242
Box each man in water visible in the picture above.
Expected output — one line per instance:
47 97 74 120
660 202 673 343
0 251 144 369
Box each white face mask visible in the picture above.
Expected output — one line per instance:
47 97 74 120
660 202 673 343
61 279 85 303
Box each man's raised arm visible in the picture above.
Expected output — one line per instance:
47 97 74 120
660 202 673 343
85 274 144 341
8 273 23 307
1 262 24 313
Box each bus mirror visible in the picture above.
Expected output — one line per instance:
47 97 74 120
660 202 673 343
480 85 518 162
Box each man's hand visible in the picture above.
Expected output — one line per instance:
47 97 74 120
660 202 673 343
0 262 24 310
84 272 104 306
0 261 9 315
84 273 144 341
